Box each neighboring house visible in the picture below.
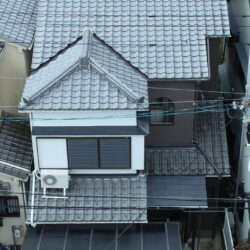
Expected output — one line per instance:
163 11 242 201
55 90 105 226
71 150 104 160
0 0 36 114
222 0 250 241
20 0 231 248
0 112 33 246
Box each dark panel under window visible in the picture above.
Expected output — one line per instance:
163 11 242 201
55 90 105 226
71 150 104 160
0 196 20 217
99 138 130 169
67 139 98 169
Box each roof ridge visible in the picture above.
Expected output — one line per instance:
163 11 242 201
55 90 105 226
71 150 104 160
21 29 93 107
90 58 143 103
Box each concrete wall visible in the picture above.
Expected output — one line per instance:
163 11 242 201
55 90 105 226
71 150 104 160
0 174 26 245
0 43 31 114
146 81 196 146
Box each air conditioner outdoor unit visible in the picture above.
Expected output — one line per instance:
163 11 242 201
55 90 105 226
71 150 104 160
40 169 69 189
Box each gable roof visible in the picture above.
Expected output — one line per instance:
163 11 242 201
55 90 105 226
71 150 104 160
31 0 230 79
19 29 148 111
0 0 37 49
0 112 33 180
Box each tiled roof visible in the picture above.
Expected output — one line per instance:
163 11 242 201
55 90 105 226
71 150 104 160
20 29 148 111
0 112 33 180
0 0 37 49
27 175 147 225
145 101 230 176
32 0 230 79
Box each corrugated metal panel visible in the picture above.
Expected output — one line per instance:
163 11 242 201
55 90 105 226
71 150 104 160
147 176 207 208
22 223 182 250
67 139 98 169
100 138 130 169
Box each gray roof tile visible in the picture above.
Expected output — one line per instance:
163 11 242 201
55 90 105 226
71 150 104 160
27 175 147 225
0 0 37 48
0 112 33 180
145 101 230 176
31 0 230 79
20 29 148 111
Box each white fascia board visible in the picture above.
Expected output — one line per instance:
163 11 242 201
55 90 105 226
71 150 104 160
31 110 137 127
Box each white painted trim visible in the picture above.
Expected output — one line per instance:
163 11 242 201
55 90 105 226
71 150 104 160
0 160 30 172
69 169 137 174
30 172 36 227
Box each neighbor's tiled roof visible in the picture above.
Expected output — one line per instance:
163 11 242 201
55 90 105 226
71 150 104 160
20 29 148 111
145 101 230 176
0 0 37 49
0 113 33 180
32 0 230 79
27 175 147 225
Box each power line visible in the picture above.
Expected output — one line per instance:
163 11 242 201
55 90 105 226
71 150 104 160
1 188 248 203
148 86 245 95
0 98 243 107
0 104 232 122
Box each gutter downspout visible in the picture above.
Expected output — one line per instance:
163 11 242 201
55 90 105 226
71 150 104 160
30 171 36 227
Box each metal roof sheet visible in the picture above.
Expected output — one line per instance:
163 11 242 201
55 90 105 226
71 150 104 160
22 223 182 250
20 30 148 111
147 176 207 207
31 0 230 79
27 175 147 225
0 0 37 49
0 112 33 180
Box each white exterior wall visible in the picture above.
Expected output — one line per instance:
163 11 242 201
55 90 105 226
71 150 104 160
0 174 26 245
30 110 144 174
31 110 137 127
0 43 31 114
33 135 144 174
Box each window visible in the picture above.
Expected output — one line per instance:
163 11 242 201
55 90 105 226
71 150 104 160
67 138 131 169
0 196 20 217
0 42 4 57
37 138 68 169
150 97 175 125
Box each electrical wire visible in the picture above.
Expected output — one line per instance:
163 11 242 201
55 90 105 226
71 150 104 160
0 104 231 122
0 188 248 203
0 98 243 107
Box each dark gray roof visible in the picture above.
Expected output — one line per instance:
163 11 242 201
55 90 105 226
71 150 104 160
22 223 182 250
147 176 207 208
145 101 230 176
32 0 230 79
27 175 147 225
0 113 33 180
20 29 148 111
0 0 37 49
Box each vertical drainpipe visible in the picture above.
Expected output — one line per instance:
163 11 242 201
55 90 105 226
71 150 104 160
30 171 36 227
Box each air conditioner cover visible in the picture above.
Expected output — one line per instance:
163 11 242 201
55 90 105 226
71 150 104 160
40 169 69 189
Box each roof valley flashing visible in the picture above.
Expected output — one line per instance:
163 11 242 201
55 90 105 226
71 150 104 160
19 28 148 111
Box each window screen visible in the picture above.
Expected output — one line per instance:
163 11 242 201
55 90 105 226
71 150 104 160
100 138 130 169
67 139 98 169
0 196 20 217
